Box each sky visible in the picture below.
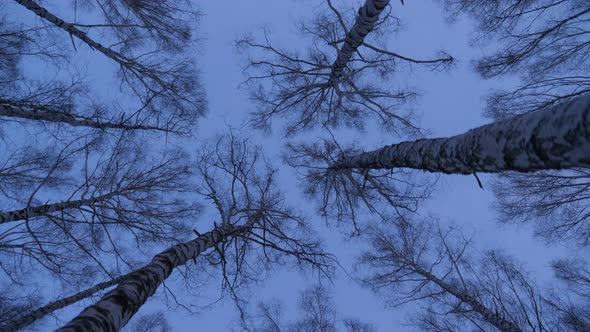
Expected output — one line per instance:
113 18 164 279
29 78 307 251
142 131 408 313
7 0 588 331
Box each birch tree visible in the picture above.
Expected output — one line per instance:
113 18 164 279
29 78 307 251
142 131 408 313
238 0 453 135
308 93 590 174
358 218 558 331
0 134 198 282
439 0 590 246
5 0 205 134
55 135 332 331
2 273 129 331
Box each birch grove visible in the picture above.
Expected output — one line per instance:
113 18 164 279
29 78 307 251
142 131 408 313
2 0 590 330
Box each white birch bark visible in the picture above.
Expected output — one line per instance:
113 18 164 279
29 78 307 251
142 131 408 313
0 193 117 224
331 94 590 173
0 104 170 132
412 264 523 332
56 222 251 332
13 0 166 87
2 275 128 332
328 0 390 84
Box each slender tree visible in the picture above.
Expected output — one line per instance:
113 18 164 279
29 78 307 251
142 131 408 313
7 0 205 134
56 135 332 331
238 0 452 135
0 134 198 281
359 218 560 332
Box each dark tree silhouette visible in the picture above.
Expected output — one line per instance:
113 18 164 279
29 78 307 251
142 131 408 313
284 139 433 234
56 135 333 331
0 134 198 283
238 0 453 135
6 0 205 134
359 218 562 331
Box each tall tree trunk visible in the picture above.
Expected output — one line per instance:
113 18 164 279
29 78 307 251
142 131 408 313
13 0 165 86
328 0 390 84
2 275 129 332
330 94 590 173
0 104 170 132
0 192 117 224
57 222 252 332
413 264 523 332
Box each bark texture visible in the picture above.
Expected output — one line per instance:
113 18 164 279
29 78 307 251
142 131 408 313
413 264 523 332
0 193 116 224
57 223 250 332
331 94 590 173
2 275 128 331
0 104 168 132
329 0 390 83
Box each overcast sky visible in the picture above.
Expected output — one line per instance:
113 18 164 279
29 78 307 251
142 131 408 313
11 0 588 331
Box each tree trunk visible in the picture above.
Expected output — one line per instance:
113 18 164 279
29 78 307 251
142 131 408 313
2 275 129 332
0 193 117 224
56 222 251 332
330 94 590 173
13 0 165 86
328 0 390 84
0 104 169 132
413 264 523 332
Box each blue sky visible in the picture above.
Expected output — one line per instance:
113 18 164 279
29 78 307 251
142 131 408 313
6 0 588 331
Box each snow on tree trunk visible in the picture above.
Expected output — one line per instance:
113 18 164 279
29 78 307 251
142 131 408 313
330 94 590 173
0 104 168 132
328 0 390 84
3 275 129 332
413 264 523 332
0 193 117 224
56 222 251 332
